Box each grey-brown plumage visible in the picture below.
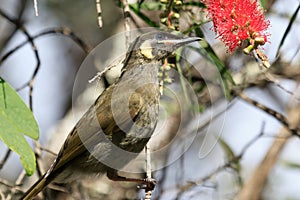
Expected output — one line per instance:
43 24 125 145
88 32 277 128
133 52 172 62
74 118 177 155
21 32 201 200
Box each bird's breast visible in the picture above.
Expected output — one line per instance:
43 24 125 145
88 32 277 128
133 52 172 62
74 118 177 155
112 62 161 152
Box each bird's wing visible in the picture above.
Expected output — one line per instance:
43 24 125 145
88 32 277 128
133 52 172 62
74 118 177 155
46 85 144 177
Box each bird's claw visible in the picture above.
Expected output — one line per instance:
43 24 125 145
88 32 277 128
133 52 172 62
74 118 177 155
137 178 156 191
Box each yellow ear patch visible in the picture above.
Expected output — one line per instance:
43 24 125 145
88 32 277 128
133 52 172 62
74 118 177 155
140 40 153 59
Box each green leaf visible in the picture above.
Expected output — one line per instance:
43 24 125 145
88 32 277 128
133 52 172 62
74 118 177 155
284 160 300 170
276 4 300 58
259 0 267 10
218 138 241 173
0 77 39 175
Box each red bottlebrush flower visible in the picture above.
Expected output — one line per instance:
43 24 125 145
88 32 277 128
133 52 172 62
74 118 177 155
204 0 270 52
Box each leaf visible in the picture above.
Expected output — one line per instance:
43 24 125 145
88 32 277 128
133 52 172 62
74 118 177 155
284 160 300 170
0 77 39 175
259 0 267 10
276 4 300 58
218 138 241 173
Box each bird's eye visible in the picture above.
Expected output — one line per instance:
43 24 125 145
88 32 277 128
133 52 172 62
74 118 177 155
156 33 163 40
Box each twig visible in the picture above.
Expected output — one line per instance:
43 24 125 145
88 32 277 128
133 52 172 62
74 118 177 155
34 141 45 177
95 0 103 28
235 91 300 136
15 170 26 187
239 121 266 156
0 27 90 113
0 149 11 170
237 130 290 199
33 0 39 16
38 146 57 156
175 122 267 193
237 103 300 200
264 72 300 101
122 0 131 48
6 170 26 200
275 4 300 58
145 144 152 200
0 8 41 111
0 0 27 52
0 27 91 65
0 178 18 190
0 177 23 200
0 9 90 198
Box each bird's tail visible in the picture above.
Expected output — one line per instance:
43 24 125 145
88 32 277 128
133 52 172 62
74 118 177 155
21 173 50 200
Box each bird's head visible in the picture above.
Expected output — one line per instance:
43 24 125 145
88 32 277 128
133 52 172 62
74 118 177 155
127 31 201 61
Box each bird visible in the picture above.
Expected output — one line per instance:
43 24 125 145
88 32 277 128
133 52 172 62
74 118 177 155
21 31 201 200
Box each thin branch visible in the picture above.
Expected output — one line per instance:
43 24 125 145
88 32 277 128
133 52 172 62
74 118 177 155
38 146 57 156
0 8 41 111
275 3 300 58
237 103 300 200
264 72 300 101
0 16 43 186
0 27 91 64
235 91 300 136
175 122 266 194
34 141 45 177
22 26 40 111
95 0 103 28
145 145 153 200
5 170 26 199
0 9 90 198
33 0 39 16
0 177 24 193
0 178 15 189
0 0 27 52
122 0 131 48
239 121 266 156
0 149 11 170
0 177 24 200
0 27 90 119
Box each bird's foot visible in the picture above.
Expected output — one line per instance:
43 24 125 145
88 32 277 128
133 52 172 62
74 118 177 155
107 170 156 191
137 178 156 191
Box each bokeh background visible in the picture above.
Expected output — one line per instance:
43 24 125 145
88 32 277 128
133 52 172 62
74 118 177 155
0 0 300 199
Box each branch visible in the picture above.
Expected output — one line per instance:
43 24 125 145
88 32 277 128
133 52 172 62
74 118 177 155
0 27 91 65
174 122 267 194
33 0 39 16
237 103 300 199
235 90 300 136
0 8 91 198
95 0 103 28
0 0 27 52
0 149 11 170
121 0 131 48
145 145 153 200
0 176 24 196
0 8 40 111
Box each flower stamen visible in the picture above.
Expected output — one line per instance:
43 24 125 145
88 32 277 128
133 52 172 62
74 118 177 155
203 0 270 67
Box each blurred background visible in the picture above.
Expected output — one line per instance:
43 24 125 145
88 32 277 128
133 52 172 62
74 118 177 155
0 0 300 199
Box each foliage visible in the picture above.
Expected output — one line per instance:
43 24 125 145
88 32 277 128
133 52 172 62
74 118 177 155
0 77 39 175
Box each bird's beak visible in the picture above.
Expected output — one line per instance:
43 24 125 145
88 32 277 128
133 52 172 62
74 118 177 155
158 37 202 47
